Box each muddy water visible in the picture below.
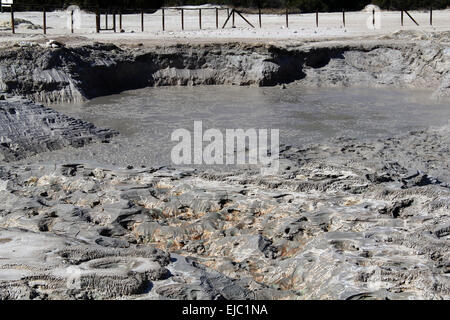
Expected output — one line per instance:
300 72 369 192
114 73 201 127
20 86 450 168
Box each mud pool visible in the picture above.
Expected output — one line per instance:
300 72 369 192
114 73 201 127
16 86 450 168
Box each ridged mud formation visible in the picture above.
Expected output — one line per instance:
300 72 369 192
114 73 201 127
0 124 448 299
0 31 448 104
0 97 117 161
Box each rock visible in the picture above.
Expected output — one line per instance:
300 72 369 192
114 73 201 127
0 18 37 30
365 173 394 183
0 179 11 191
45 40 64 49
401 172 442 188
378 199 414 218
433 223 450 238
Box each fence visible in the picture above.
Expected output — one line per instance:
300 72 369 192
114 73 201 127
0 4 444 35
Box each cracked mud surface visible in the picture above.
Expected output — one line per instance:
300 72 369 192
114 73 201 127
0 123 448 299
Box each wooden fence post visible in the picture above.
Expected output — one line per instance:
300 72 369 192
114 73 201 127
316 11 318 27
141 9 144 32
216 8 219 29
95 9 99 33
232 9 235 27
71 10 74 33
11 5 15 34
181 9 184 30
162 8 165 31
222 9 233 29
285 8 289 28
343 10 345 27
113 12 116 32
97 9 100 33
372 9 375 27
401 10 403 26
258 7 262 28
119 11 122 30
430 7 433 26
404 10 419 26
199 9 202 29
43 7 47 34
235 10 255 28
105 11 108 29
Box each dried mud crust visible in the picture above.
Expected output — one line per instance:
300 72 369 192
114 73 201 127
0 123 448 300
0 97 117 162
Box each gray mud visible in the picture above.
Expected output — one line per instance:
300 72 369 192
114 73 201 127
12 86 450 170
0 33 449 300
